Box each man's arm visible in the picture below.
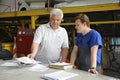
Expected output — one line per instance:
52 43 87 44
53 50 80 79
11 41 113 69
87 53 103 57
70 46 78 65
27 42 39 59
88 45 99 74
61 47 68 62
90 45 98 68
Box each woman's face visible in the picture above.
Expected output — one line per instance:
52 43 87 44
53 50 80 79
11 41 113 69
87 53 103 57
75 19 85 33
49 14 62 30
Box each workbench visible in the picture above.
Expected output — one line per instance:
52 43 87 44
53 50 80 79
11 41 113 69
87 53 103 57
0 60 119 80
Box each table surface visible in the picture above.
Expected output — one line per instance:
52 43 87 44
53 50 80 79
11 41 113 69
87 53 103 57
0 60 119 80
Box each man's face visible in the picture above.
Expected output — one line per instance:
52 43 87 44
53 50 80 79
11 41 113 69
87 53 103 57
49 14 62 30
75 19 85 33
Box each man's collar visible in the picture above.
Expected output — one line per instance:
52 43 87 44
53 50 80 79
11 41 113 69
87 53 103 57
47 23 61 30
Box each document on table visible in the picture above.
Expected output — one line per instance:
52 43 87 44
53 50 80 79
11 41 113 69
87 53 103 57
0 62 19 67
42 70 78 80
16 57 40 65
50 62 72 66
29 64 49 72
49 62 73 69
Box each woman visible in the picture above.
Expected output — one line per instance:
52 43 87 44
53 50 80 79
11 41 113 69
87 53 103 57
70 13 102 74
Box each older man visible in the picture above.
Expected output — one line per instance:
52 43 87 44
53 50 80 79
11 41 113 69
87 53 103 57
28 8 69 64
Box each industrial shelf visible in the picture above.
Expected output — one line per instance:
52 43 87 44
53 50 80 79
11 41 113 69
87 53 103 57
0 3 119 17
0 2 120 55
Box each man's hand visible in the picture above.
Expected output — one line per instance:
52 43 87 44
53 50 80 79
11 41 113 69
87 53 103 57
88 68 98 74
27 53 35 59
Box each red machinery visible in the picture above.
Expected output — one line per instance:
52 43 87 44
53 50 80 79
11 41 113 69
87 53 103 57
16 28 34 56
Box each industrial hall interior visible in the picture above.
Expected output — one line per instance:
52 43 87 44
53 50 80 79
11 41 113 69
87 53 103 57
0 0 120 80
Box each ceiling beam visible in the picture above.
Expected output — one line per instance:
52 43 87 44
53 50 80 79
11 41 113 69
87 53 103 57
0 3 119 18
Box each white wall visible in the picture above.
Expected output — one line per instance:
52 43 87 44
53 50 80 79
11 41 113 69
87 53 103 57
54 0 119 8
0 0 30 12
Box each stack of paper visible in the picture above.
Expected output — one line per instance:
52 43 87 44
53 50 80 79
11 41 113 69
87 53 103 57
16 57 39 65
42 70 78 80
29 64 49 72
0 62 19 67
49 62 73 70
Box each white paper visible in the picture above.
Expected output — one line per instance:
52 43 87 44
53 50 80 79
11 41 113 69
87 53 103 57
29 64 49 72
50 62 72 66
16 57 40 65
0 62 19 67
42 70 78 80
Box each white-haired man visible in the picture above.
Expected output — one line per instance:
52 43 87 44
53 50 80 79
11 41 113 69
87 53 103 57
27 8 69 64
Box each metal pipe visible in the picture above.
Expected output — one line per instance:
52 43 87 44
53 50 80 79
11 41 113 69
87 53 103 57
0 3 11 12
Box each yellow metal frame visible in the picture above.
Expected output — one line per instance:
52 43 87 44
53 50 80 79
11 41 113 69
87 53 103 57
62 3 120 14
0 3 119 18
0 3 119 46
60 20 120 26
31 16 39 29
0 3 119 29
